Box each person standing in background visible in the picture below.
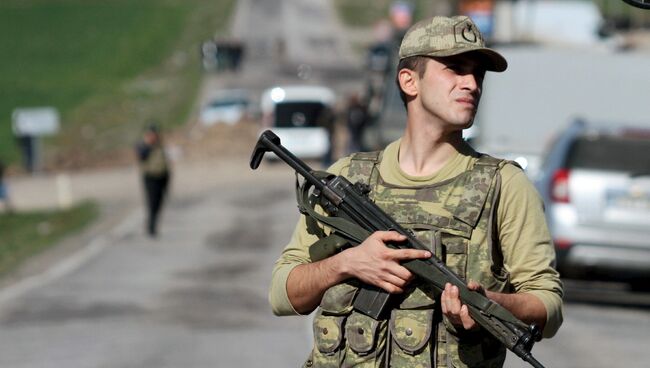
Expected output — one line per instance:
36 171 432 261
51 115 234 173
0 159 12 213
318 105 337 168
345 93 369 154
136 124 170 238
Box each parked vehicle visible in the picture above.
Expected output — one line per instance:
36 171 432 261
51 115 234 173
199 89 249 126
535 119 650 289
260 85 335 160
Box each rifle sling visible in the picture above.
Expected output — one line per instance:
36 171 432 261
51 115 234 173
296 175 371 244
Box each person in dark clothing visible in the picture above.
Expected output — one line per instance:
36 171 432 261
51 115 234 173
318 105 337 168
136 124 170 237
345 93 369 154
0 159 12 212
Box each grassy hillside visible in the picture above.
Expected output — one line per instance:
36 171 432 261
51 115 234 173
0 0 235 168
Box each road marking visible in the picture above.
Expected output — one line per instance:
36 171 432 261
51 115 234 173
0 209 140 306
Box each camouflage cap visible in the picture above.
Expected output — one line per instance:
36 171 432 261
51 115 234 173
398 15 507 72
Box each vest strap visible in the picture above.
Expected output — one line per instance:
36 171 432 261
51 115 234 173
448 154 502 228
347 151 382 188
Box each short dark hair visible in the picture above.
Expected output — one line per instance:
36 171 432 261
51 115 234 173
395 56 429 108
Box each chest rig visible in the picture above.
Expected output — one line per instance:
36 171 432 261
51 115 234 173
304 151 511 368
141 145 168 177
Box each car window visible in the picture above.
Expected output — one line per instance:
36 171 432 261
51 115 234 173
274 102 325 128
566 135 650 174
209 98 248 108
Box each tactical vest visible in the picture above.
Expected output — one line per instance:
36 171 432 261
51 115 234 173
304 151 512 368
141 145 169 177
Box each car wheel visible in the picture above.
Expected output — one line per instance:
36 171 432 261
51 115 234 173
628 279 650 292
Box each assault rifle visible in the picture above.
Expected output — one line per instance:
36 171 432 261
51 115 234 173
250 130 545 368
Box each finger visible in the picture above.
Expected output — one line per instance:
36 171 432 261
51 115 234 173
467 280 482 291
445 284 462 314
440 284 450 314
382 273 410 291
467 280 487 295
384 264 414 283
377 280 404 294
375 231 407 242
442 283 457 314
460 305 477 330
391 248 432 261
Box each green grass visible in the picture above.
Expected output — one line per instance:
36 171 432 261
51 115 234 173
0 0 236 167
0 201 98 275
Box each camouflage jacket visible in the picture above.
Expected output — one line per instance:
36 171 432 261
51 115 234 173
305 150 510 368
137 142 169 177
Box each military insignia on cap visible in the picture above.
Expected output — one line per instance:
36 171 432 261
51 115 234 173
454 19 482 46
461 24 477 43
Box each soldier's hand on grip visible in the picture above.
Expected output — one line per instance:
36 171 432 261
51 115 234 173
343 231 432 294
441 281 485 331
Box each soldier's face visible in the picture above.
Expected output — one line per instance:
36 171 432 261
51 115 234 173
416 54 485 131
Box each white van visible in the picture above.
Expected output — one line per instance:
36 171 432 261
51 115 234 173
260 85 336 159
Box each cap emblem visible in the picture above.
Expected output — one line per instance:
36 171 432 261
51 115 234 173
454 19 481 45
462 24 477 43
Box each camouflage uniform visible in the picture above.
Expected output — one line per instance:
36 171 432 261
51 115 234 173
305 148 509 368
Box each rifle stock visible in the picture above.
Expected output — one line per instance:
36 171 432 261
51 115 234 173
251 130 546 368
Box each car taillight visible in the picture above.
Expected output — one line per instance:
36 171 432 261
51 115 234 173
551 168 570 203
554 238 573 250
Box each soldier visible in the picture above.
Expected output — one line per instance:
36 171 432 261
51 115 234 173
269 16 563 367
136 124 170 238
0 159 11 212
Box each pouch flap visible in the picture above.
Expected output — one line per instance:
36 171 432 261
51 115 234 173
390 309 434 355
345 312 380 355
320 283 358 315
313 311 346 354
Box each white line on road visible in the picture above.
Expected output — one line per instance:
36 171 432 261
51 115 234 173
0 209 141 306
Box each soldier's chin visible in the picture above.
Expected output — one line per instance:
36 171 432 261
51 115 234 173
460 120 474 130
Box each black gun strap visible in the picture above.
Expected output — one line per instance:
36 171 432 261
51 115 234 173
296 175 371 245
308 233 350 262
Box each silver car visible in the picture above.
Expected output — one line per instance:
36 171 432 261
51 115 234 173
535 120 650 290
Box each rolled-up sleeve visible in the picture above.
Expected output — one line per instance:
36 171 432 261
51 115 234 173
269 215 318 315
269 158 352 316
497 165 564 338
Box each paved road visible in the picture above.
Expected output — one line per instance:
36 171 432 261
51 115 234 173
506 282 650 368
0 158 314 368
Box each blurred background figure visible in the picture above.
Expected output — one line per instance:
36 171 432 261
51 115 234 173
135 123 171 238
318 105 337 167
345 92 369 154
0 158 12 213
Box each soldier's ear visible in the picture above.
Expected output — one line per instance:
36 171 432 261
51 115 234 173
398 68 418 99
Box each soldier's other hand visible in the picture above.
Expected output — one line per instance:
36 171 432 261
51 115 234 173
344 231 431 294
441 281 484 331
